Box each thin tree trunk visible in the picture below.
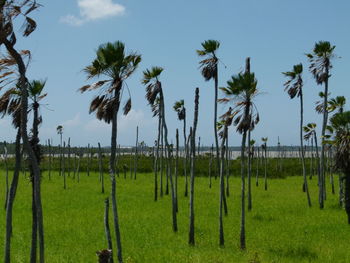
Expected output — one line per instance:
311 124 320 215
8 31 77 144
104 198 114 263
300 92 312 207
209 144 213 188
4 141 9 210
134 126 138 180
256 147 259 186
48 139 52 180
189 87 199 245
183 115 188 196
240 131 247 250
67 138 71 177
247 130 252 211
98 143 104 193
4 129 21 263
214 66 220 179
87 144 90 177
110 87 123 263
219 126 227 247
175 129 179 213
319 71 329 209
154 114 161 201
264 145 267 191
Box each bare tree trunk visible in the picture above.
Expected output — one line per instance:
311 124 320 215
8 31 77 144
175 129 179 213
240 131 247 250
48 139 52 180
189 88 199 245
154 114 161 201
110 87 123 263
87 144 90 177
319 70 329 209
247 130 252 211
98 143 104 193
300 91 312 207
214 66 220 179
225 133 229 197
134 126 138 180
4 141 9 210
67 138 71 177
219 126 227 247
256 147 259 186
4 129 21 263
264 145 267 191
209 144 213 188
104 198 114 263
63 141 66 189
183 115 188 196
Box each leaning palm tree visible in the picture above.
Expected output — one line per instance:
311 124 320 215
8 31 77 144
80 41 141 263
143 66 177 232
282 63 311 207
307 41 336 209
197 39 220 178
219 58 260 250
329 111 350 223
173 100 189 196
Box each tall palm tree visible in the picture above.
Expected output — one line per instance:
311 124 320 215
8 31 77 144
219 58 260 250
80 41 141 263
143 66 177 232
329 111 350 223
197 39 220 178
307 41 336 209
282 63 311 207
173 100 189 196
28 79 47 263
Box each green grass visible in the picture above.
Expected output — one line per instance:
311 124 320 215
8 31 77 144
0 171 348 262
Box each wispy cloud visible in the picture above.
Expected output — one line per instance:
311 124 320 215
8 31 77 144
60 0 125 26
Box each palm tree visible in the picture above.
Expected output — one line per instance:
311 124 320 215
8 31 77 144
282 63 311 207
143 66 177 232
307 41 336 209
329 111 350 223
173 100 189 196
219 58 260 250
197 40 220 178
80 41 141 263
328 96 346 114
304 123 321 192
28 79 47 263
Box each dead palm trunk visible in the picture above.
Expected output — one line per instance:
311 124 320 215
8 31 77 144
189 87 199 245
87 144 90 176
175 129 179 213
4 129 21 263
98 143 104 193
185 132 191 196
183 112 188 196
134 126 138 180
48 139 52 180
67 138 71 177
264 145 267 191
256 147 259 186
300 90 312 207
63 141 66 189
209 144 213 188
4 141 9 210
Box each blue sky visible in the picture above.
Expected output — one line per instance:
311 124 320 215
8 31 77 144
1 0 349 147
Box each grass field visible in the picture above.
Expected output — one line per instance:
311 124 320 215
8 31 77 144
0 171 349 262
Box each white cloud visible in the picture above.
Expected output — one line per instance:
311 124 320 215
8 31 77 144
63 113 82 128
61 0 125 26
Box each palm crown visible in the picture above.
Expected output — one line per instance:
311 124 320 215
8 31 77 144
219 72 259 133
282 63 303 99
306 41 336 84
80 41 141 123
197 40 220 81
173 100 185 120
143 66 164 107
